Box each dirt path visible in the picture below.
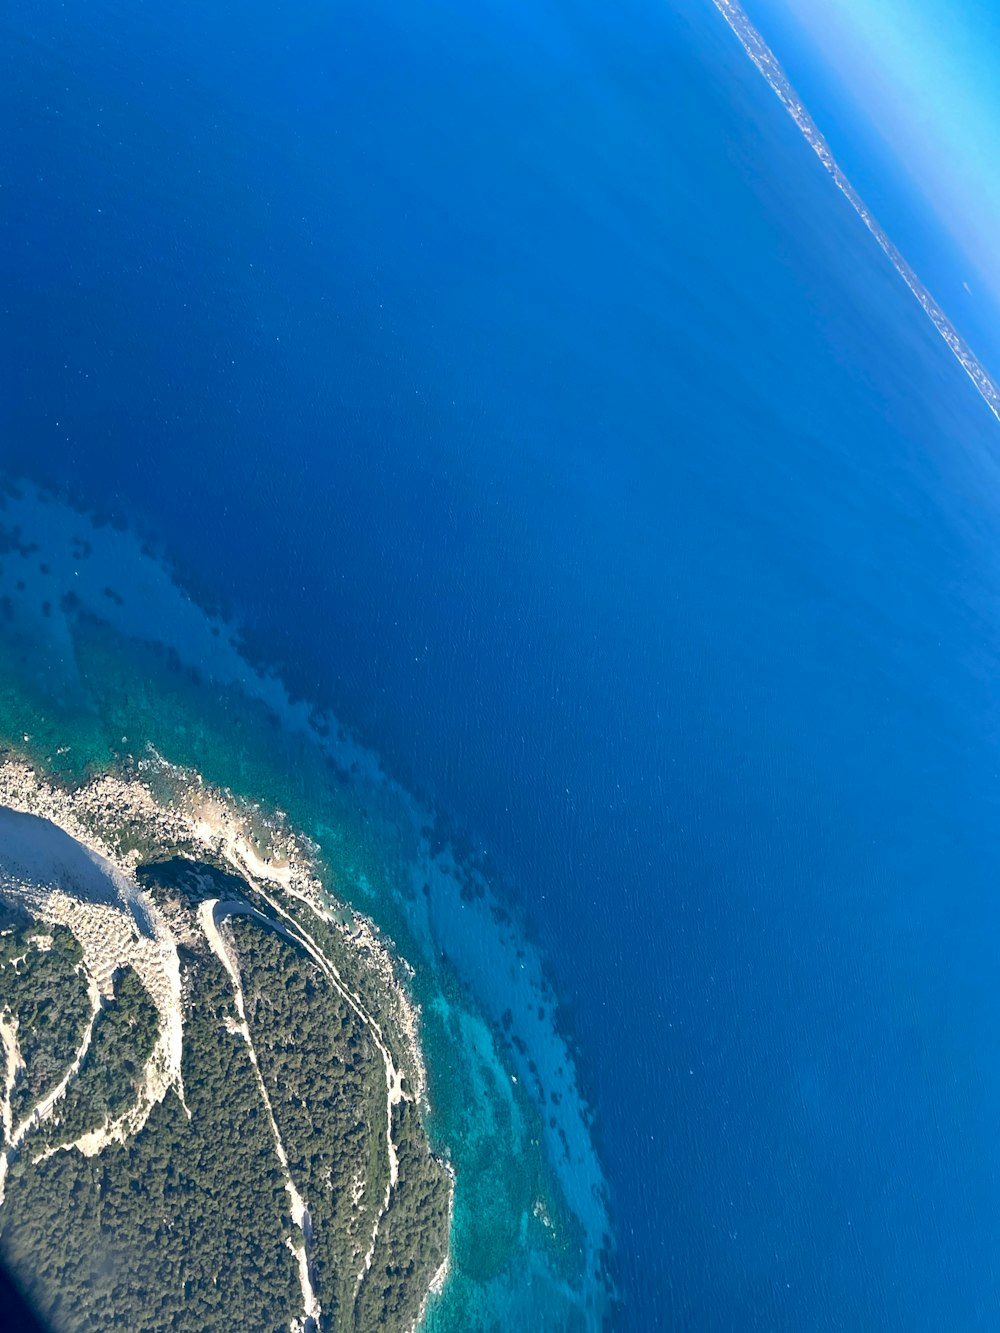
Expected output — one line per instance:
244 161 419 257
197 899 322 1331
0 975 102 1205
0 1011 24 1146
220 843 406 1283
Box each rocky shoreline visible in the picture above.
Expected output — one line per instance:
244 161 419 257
0 750 453 1332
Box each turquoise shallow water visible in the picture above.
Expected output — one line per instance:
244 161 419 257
0 481 613 1329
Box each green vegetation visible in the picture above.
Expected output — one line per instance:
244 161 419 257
354 1096 451 1331
0 918 90 1133
41 965 159 1148
0 923 300 1332
232 915 388 1325
230 909 449 1331
0 857 450 1332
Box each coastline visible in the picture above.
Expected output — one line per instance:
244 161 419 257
0 479 615 1327
0 755 429 1093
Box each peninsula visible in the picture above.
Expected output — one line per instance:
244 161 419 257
0 754 452 1333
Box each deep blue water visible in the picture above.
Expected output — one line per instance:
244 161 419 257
6 0 1000 1328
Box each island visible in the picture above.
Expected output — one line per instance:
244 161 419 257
0 754 452 1333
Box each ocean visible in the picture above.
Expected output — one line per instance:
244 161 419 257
4 0 1000 1328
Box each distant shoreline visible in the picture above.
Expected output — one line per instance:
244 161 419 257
712 0 1000 425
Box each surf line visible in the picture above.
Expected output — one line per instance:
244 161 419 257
711 0 1000 427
